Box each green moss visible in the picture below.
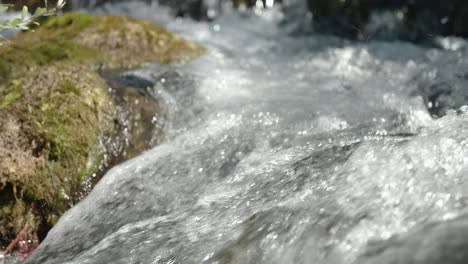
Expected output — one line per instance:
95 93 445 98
60 80 80 95
25 39 100 66
0 85 21 108
0 198 36 242
0 63 115 238
0 39 101 82
67 13 205 67
0 12 205 82
0 61 11 81
44 12 98 34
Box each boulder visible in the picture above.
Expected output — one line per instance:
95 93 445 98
0 12 204 245
0 62 115 243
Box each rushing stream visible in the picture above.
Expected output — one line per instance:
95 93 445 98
20 1 468 263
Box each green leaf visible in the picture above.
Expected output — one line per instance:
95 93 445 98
1 19 11 27
34 7 46 17
1 89 22 108
11 18 23 27
21 6 28 19
0 5 9 13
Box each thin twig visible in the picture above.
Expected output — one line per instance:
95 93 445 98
3 226 27 256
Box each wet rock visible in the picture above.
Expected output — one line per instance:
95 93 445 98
105 75 163 160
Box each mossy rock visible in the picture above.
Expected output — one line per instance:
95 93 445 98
0 12 205 82
0 12 202 244
0 62 116 242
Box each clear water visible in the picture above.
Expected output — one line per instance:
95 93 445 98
22 1 468 264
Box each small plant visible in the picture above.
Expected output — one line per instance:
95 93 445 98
0 0 66 44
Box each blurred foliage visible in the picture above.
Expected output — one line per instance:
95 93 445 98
307 0 468 41
0 0 65 44
1 0 59 10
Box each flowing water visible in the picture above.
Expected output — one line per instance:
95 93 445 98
19 1 468 263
